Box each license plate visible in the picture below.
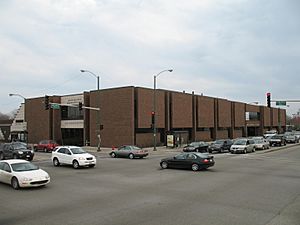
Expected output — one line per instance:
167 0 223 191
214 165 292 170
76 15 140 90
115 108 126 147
26 155 30 158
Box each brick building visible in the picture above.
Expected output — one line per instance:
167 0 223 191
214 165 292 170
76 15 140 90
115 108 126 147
24 86 286 147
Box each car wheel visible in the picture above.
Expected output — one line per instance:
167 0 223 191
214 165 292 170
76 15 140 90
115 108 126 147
111 152 116 158
53 158 60 167
253 147 256 152
13 154 18 159
33 147 37 152
244 149 247 154
11 177 19 190
129 153 134 159
0 152 4 160
44 148 48 153
72 160 80 169
28 157 33 161
89 164 95 168
262 146 265 150
191 163 199 171
161 161 168 169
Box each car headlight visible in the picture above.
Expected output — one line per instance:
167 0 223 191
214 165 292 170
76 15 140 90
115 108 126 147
31 150 34 153
78 157 85 160
45 175 50 179
22 177 33 182
18 151 24 154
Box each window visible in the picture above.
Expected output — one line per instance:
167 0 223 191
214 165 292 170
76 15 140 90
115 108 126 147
61 106 83 120
0 162 4 170
175 154 186 160
3 163 11 173
58 148 66 154
186 154 196 160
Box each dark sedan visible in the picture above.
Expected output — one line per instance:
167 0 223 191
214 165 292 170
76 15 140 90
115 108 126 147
160 152 215 171
183 142 209 153
109 145 148 159
208 139 233 153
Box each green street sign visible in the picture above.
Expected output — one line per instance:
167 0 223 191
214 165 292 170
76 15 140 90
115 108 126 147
276 101 286 106
51 103 60 109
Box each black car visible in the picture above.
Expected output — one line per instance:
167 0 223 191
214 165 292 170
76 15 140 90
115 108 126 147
208 139 233 153
160 152 215 171
269 135 286 147
182 142 209 153
0 143 34 161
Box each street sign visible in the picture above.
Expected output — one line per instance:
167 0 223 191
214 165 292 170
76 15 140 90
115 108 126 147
276 101 286 106
51 103 60 109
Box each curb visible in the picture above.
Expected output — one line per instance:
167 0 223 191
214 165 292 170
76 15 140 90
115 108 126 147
258 143 300 154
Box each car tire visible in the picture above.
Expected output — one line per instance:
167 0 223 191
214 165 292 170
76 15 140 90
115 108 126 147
161 161 168 169
13 154 18 159
129 153 134 159
33 147 37 152
89 164 95 168
253 147 256 152
73 160 80 169
44 148 48 153
53 158 60 167
244 149 247 154
0 152 4 160
11 177 19 190
262 146 265 150
191 163 199 171
28 157 33 161
111 152 116 158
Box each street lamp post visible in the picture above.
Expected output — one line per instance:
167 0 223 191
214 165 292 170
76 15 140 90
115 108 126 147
80 70 101 151
9 93 27 143
153 69 173 151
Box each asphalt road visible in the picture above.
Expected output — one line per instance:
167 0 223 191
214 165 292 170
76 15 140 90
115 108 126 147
1 145 300 225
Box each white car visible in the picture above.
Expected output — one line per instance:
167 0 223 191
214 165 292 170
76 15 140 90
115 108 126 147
230 139 255 154
51 146 96 169
0 159 50 189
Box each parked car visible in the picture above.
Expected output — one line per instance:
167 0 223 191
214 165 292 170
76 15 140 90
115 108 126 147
269 135 286 146
183 142 209 153
34 140 59 152
0 142 34 161
285 134 299 143
51 146 96 169
160 152 215 171
208 139 233 153
253 139 270 150
0 159 50 189
230 139 255 154
263 130 278 139
109 145 148 159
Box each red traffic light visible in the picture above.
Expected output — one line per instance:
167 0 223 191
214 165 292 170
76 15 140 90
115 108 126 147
267 92 271 97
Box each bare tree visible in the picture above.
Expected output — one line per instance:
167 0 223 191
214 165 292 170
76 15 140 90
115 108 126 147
0 112 10 120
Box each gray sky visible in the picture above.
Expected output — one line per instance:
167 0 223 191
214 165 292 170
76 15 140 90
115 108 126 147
1 0 299 116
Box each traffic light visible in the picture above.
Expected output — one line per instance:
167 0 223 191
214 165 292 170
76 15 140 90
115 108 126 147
79 102 83 111
151 111 155 129
267 92 271 107
44 95 49 110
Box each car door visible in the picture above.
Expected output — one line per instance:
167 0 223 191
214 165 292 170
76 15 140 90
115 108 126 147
4 145 14 158
0 162 13 184
170 153 187 169
56 148 69 164
185 154 197 169
64 149 73 165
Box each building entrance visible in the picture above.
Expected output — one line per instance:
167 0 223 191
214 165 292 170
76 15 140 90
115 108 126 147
61 128 83 146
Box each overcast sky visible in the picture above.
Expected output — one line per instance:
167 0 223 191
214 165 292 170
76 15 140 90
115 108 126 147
1 0 299 116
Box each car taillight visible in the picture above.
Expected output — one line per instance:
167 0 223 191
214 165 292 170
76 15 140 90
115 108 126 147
203 159 209 163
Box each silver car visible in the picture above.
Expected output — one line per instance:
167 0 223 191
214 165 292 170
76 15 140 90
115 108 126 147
230 139 255 154
253 139 270 150
109 145 149 159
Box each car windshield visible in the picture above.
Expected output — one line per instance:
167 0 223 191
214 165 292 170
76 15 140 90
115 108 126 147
194 153 209 158
12 143 27 150
271 136 281 139
215 140 224 144
254 139 263 144
132 146 141 150
11 162 39 172
234 139 247 145
70 148 86 154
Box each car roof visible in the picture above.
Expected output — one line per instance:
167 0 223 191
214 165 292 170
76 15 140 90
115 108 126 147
0 159 29 164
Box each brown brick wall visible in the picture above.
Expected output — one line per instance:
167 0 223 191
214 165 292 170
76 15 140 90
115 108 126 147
136 88 165 128
218 99 231 128
263 107 271 127
171 92 193 128
216 130 229 139
136 133 156 148
272 108 279 126
234 102 245 127
246 104 260 112
233 129 243 139
26 97 52 144
90 87 135 147
198 96 215 128
279 109 286 125
195 131 211 141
